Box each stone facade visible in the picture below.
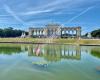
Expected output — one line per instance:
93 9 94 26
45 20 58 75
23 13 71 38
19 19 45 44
29 24 81 38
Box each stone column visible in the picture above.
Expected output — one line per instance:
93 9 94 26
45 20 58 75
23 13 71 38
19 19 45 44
76 30 78 38
33 30 34 36
64 29 66 35
52 29 53 35
66 30 68 36
41 30 43 35
29 28 33 37
34 30 36 35
44 29 48 37
36 30 37 36
72 30 74 38
39 30 40 37
38 30 40 36
58 28 61 37
76 27 81 38
68 30 70 38
51 29 53 35
39 30 41 36
61 28 62 38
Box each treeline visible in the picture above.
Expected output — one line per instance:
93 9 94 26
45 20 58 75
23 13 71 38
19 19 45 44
91 29 100 38
84 29 100 38
0 27 28 37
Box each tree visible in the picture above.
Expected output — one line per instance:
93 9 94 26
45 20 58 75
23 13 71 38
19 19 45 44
91 29 100 38
0 29 4 37
0 27 27 37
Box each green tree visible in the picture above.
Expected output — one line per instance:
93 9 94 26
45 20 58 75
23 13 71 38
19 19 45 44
91 29 100 38
0 27 27 37
0 29 4 37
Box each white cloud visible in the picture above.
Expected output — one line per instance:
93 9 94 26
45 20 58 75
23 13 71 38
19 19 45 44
18 0 78 16
20 9 53 15
0 0 99 32
0 15 10 17
18 0 97 16
66 6 94 23
4 4 25 24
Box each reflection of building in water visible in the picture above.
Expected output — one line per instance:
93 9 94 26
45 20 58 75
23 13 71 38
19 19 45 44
80 46 100 59
28 45 81 62
61 45 81 60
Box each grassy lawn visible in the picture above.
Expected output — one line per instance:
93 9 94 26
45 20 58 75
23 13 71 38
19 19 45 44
0 38 100 45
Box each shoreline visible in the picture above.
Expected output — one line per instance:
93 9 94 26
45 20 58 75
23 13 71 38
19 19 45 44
0 41 100 46
0 38 100 46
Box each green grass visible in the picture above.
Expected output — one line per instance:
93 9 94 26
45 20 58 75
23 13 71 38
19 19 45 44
0 38 100 45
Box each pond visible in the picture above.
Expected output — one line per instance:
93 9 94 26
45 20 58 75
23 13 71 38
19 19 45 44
0 43 100 80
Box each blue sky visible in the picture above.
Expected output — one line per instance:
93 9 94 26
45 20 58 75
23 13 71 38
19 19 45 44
0 0 100 34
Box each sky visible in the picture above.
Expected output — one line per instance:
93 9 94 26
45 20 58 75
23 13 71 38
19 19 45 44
0 0 100 34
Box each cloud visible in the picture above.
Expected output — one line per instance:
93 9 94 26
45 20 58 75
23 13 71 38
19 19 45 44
4 4 25 24
0 0 99 33
66 6 94 23
26 19 52 25
0 15 11 17
18 0 76 16
26 0 65 11
20 9 53 15
18 0 60 16
18 0 97 17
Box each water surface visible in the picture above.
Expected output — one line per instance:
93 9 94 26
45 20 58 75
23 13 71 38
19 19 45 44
0 44 100 80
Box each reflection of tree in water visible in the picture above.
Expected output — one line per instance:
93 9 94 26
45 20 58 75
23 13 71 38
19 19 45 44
28 44 81 62
91 48 100 58
0 47 21 55
0 44 28 55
